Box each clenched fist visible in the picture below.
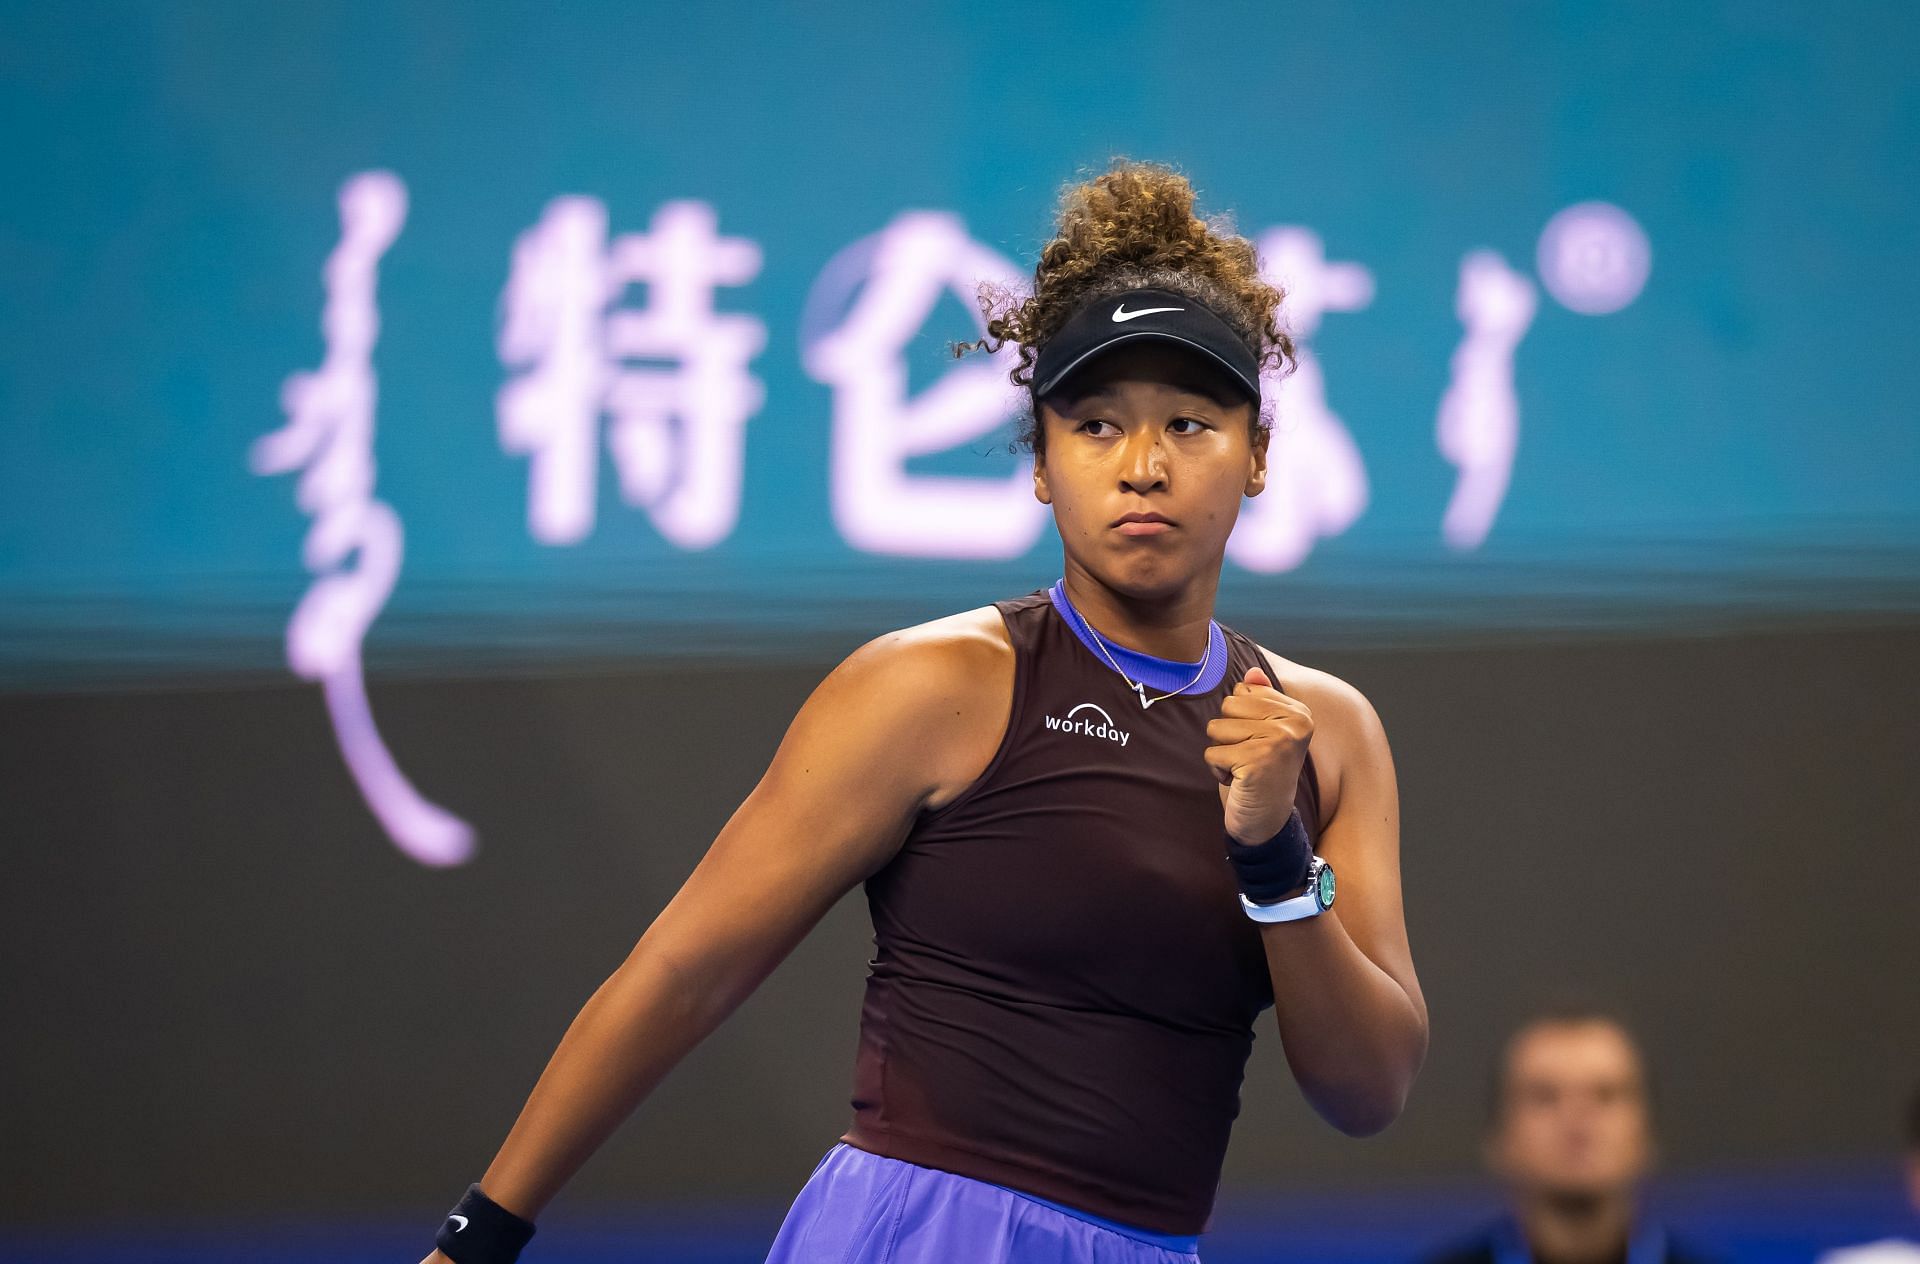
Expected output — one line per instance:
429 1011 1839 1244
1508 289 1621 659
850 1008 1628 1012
1203 665 1313 845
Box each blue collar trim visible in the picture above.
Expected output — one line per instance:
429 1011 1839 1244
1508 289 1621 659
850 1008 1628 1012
1048 579 1229 696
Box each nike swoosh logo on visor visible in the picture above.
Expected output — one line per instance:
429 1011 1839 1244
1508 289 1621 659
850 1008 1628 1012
1111 303 1185 322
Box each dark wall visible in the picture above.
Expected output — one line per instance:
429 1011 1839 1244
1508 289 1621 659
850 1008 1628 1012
3 619 1916 1225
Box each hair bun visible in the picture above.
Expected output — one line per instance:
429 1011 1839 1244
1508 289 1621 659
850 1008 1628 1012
952 156 1297 456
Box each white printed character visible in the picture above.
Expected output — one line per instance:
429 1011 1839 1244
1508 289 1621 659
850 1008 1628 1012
1437 249 1537 550
1228 227 1373 573
802 211 1046 559
252 170 474 868
497 198 765 549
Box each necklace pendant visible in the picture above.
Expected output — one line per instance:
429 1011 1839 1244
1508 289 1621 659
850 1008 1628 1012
1131 680 1156 710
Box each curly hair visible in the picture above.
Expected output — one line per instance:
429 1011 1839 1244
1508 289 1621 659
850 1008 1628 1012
954 157 1296 457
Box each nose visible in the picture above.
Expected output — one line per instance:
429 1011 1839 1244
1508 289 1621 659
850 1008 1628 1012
1118 428 1168 494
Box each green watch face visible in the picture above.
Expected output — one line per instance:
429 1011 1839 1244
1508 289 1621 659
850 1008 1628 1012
1315 864 1337 909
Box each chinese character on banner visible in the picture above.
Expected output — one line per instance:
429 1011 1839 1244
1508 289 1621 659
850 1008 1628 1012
252 170 475 868
1227 227 1374 574
497 198 766 549
1437 249 1537 550
801 211 1047 559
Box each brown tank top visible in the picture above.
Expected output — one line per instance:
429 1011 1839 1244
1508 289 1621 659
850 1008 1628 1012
839 589 1323 1234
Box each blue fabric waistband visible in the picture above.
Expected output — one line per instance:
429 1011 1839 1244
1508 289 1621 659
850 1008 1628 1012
842 1143 1202 1252
990 1177 1203 1252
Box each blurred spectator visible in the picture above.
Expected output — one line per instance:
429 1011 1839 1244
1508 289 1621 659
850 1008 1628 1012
1815 1081 1920 1264
1424 1008 1713 1264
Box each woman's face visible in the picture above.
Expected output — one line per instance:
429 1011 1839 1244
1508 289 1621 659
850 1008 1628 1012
1033 342 1266 599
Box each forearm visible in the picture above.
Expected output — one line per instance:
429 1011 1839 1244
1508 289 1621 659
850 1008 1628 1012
473 944 737 1220
1259 911 1427 1136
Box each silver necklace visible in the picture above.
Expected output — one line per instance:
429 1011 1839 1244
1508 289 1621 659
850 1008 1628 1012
1060 583 1216 710
1091 629 1213 710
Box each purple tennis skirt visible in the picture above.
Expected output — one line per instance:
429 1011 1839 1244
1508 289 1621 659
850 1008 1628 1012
763 1142 1203 1263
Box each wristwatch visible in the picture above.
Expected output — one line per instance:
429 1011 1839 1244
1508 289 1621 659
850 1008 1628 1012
1239 854 1335 923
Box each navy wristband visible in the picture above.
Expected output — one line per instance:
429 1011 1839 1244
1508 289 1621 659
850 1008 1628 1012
1225 807 1313 903
435 1182 536 1264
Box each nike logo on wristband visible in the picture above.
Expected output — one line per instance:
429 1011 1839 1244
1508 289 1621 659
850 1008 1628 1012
448 1214 469 1231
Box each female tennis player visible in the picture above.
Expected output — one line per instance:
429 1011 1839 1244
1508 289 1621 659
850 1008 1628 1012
420 158 1427 1264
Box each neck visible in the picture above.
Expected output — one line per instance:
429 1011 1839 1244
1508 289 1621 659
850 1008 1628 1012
1515 1189 1637 1264
1059 560 1219 661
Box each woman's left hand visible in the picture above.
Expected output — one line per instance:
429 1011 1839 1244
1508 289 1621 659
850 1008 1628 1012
1203 666 1314 844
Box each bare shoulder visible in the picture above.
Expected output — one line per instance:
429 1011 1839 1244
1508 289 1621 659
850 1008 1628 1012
1252 646 1380 721
836 604 1011 700
645 606 1016 963
814 605 1014 813
1251 645 1392 824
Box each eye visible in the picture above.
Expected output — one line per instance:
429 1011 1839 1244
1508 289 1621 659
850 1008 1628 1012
1078 418 1120 436
1169 416 1212 434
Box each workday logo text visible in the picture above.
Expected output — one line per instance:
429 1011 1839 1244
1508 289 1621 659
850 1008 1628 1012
1043 702 1132 747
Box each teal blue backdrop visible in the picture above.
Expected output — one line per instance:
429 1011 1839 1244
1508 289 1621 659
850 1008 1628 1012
2 2 1916 683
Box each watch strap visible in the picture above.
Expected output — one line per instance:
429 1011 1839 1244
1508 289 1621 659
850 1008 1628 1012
1239 856 1331 923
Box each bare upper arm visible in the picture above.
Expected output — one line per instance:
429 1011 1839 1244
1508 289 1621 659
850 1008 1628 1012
1258 646 1423 1011
632 607 1013 1004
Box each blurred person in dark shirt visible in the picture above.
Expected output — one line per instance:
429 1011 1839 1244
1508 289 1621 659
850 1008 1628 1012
1425 1009 1713 1264
1816 1080 1920 1264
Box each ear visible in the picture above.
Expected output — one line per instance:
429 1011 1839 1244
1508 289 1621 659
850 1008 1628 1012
1032 453 1053 505
1030 403 1055 505
1243 414 1270 498
1480 1129 1505 1180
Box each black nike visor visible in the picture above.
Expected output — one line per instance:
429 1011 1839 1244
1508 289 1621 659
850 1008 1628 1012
1030 286 1263 406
